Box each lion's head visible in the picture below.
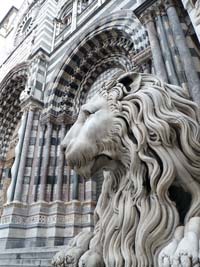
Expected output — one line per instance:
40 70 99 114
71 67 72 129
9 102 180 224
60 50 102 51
62 72 200 266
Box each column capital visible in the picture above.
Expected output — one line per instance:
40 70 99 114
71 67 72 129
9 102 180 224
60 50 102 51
40 115 56 127
35 51 48 62
41 112 75 125
139 1 164 24
21 96 43 112
163 0 175 10
21 103 40 113
29 104 38 112
155 4 166 16
30 49 49 63
139 10 154 25
21 105 29 113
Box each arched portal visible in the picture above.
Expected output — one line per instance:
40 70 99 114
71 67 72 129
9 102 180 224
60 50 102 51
0 63 28 213
45 10 150 118
42 10 151 205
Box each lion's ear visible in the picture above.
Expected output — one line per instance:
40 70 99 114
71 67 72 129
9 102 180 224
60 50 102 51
118 72 141 92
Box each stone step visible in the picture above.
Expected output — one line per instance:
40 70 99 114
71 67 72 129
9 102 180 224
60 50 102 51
0 246 63 267
0 250 57 259
0 259 51 267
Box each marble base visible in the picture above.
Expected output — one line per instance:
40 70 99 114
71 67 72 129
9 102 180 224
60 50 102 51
0 200 96 249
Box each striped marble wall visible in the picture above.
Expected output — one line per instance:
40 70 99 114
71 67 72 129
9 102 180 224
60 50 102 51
0 0 199 249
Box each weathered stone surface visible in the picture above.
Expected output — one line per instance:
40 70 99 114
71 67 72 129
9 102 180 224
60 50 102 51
166 3 200 105
53 72 200 267
0 246 61 267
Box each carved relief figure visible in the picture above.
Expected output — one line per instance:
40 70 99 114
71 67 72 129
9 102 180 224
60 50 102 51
52 72 200 267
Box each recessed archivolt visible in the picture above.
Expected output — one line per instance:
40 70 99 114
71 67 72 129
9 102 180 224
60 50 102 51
72 56 131 114
0 63 28 160
45 10 150 118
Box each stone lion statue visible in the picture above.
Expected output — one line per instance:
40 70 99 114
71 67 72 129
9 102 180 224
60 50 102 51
52 72 200 267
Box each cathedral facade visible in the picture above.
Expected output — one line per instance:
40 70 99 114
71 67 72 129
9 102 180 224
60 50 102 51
0 0 199 264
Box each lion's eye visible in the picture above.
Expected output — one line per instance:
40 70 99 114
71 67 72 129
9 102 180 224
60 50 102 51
83 110 92 117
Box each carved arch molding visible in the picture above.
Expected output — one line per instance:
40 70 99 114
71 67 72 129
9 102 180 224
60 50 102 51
44 10 151 119
41 11 151 202
0 63 28 162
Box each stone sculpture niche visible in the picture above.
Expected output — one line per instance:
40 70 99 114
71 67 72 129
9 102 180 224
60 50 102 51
52 72 200 267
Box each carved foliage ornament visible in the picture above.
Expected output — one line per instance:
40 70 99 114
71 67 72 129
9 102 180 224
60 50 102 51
53 72 200 267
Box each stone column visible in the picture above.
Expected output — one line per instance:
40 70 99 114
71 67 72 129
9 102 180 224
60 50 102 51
71 0 78 31
33 124 45 202
72 172 79 200
141 11 168 82
6 111 28 203
13 107 34 202
161 12 188 89
50 125 59 202
7 111 28 203
39 121 53 202
155 8 179 85
165 0 200 104
55 124 66 201
28 116 41 203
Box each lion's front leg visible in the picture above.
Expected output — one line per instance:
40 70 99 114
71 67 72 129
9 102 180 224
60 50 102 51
52 231 94 267
77 224 105 266
158 217 200 267
78 250 105 267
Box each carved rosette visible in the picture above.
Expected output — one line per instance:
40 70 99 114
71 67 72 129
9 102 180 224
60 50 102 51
14 2 40 46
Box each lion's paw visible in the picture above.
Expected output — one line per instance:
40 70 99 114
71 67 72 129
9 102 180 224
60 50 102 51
159 253 171 267
172 251 199 267
52 247 69 267
159 226 183 267
159 244 200 267
52 247 84 267
52 231 95 267
159 217 200 267
172 228 199 266
78 250 105 267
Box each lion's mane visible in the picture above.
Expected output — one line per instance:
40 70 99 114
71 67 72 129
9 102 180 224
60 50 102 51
89 72 200 267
